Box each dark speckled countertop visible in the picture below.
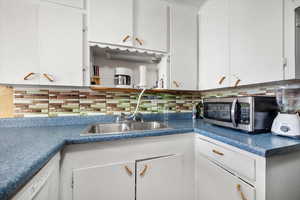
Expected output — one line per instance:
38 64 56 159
1 114 300 200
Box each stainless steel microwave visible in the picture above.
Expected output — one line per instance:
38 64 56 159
203 96 278 133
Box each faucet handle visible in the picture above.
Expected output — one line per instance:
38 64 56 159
116 113 126 123
133 113 144 122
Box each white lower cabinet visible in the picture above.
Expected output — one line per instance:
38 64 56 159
197 155 255 200
60 134 194 200
73 161 135 200
136 155 183 200
72 155 183 200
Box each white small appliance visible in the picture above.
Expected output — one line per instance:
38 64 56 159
271 85 300 138
114 67 133 88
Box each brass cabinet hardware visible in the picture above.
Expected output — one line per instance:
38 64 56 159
237 184 248 200
212 149 224 156
234 79 241 87
24 72 35 80
135 38 143 46
124 166 133 176
219 76 226 85
122 35 130 43
140 165 148 177
173 81 180 88
43 73 54 82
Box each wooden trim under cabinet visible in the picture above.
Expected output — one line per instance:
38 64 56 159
0 86 14 118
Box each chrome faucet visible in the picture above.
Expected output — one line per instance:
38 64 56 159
192 103 198 120
116 112 144 123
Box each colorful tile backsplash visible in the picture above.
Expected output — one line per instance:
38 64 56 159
12 88 202 118
8 80 300 118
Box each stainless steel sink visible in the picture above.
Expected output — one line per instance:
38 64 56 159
81 121 171 136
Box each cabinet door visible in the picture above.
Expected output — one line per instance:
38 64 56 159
198 0 230 90
197 155 255 200
170 5 198 90
136 155 183 200
73 162 135 200
88 0 133 46
229 0 283 86
134 0 168 52
38 3 83 86
0 0 40 85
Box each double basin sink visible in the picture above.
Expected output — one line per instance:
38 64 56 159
81 121 171 136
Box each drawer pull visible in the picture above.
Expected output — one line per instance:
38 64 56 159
212 149 224 156
237 184 248 200
124 166 133 176
140 165 148 177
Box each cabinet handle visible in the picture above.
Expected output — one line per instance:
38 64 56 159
173 81 180 88
24 72 35 80
135 38 143 46
122 35 130 43
237 184 248 200
212 149 224 156
124 166 133 176
234 79 241 87
139 165 148 177
43 73 54 82
218 76 226 85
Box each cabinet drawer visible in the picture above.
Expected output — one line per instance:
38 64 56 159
197 138 255 181
197 154 255 200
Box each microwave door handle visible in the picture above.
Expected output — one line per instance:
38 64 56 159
231 98 238 127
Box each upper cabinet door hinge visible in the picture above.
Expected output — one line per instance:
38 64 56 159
83 26 88 33
283 57 288 68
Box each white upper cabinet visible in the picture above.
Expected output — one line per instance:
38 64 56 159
0 0 40 85
40 0 84 9
38 3 84 86
88 0 134 47
170 4 198 90
0 0 84 86
134 0 168 52
229 0 283 86
199 0 284 90
199 0 230 90
88 0 169 52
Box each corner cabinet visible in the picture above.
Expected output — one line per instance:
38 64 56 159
72 155 183 200
0 0 84 86
169 4 198 90
198 0 230 90
60 134 194 200
88 0 168 52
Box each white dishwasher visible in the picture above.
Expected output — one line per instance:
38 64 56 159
12 153 60 200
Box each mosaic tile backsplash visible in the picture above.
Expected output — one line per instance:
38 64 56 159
13 88 202 118
10 80 300 118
